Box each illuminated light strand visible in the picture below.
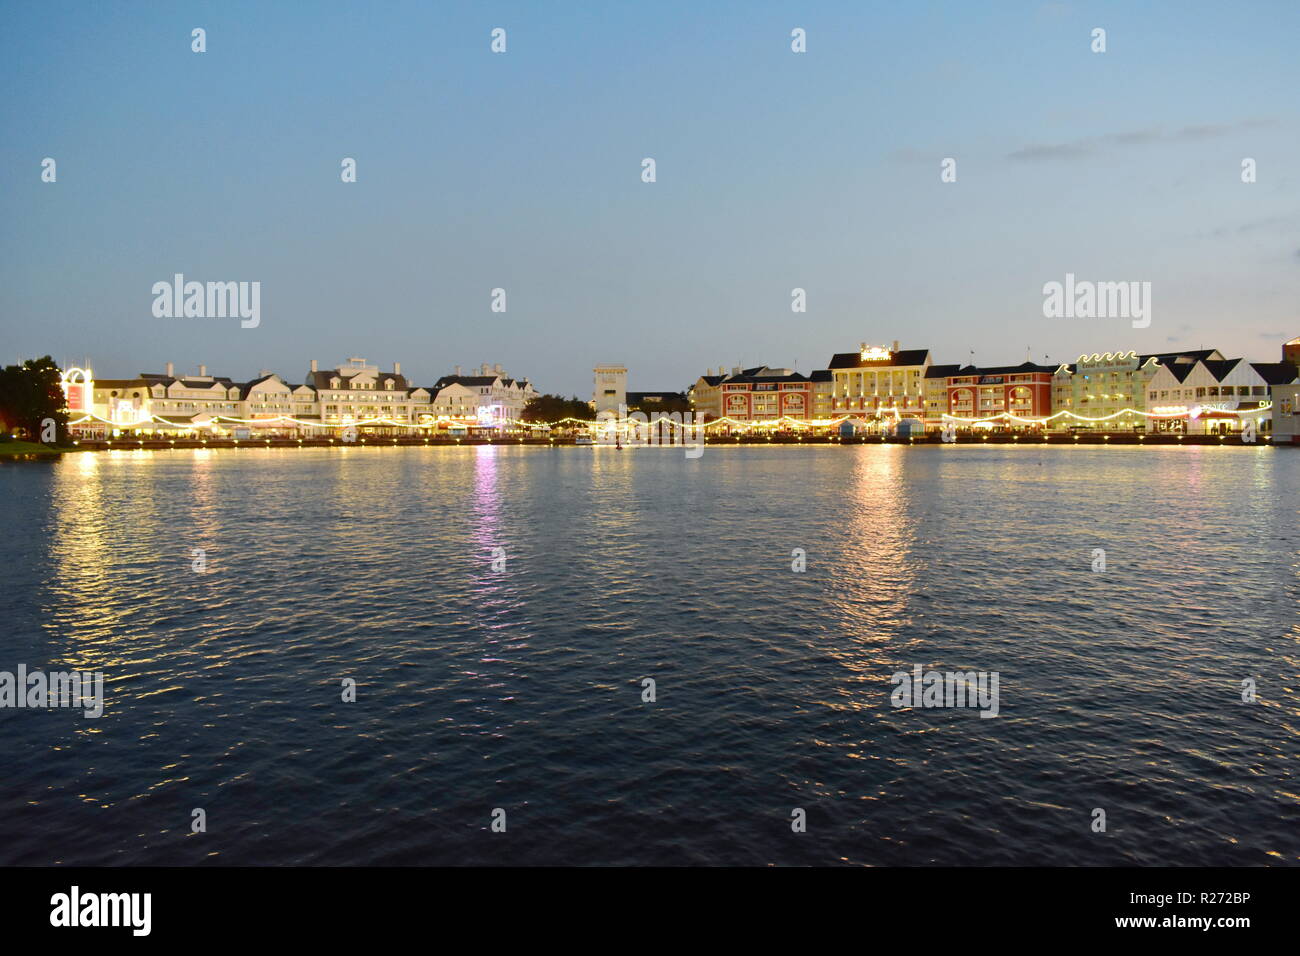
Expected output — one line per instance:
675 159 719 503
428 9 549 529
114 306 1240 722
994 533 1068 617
941 404 1272 425
68 403 1276 433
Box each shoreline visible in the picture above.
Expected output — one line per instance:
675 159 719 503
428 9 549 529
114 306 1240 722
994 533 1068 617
9 433 1292 454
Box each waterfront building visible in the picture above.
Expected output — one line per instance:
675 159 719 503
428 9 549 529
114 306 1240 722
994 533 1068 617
928 362 1055 427
809 369 835 420
1272 384 1300 444
1284 336 1300 366
431 364 536 425
718 370 812 423
923 364 962 424
1050 349 1222 431
688 369 728 421
1146 358 1299 435
592 365 628 416
307 358 430 430
827 342 931 422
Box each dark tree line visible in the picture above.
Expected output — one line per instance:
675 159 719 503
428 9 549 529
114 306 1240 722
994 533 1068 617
521 394 595 424
0 356 69 442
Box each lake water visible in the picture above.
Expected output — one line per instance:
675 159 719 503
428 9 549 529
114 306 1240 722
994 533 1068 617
1 444 1296 865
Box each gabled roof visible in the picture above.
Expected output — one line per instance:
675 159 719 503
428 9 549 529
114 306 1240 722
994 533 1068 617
307 370 409 390
696 374 727 386
1251 362 1300 385
93 378 150 389
142 374 237 390
1137 349 1221 366
947 362 1055 377
828 349 930 369
721 373 808 385
433 374 499 389
808 369 834 383
239 374 294 398
924 364 962 379
1163 363 1197 383
1201 358 1243 381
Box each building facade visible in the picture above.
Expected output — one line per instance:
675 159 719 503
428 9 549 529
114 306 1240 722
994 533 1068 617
1146 358 1298 435
69 357 537 437
929 363 1055 426
718 371 812 423
1051 349 1222 431
827 343 931 422
592 365 628 416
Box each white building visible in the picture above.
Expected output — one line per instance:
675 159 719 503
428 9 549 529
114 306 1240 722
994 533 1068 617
1272 384 1300 444
592 365 628 416
431 364 537 424
306 357 431 428
1145 358 1297 435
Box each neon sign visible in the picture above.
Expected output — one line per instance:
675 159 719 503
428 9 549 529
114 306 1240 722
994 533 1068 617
61 367 92 413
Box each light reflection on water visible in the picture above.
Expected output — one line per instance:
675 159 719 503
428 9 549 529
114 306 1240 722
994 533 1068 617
0 444 1296 865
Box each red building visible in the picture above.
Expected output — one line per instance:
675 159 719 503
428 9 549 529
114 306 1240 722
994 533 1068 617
935 362 1055 423
719 372 812 423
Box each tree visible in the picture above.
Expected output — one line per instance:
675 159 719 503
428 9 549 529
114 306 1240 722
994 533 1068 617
0 356 69 442
521 394 594 424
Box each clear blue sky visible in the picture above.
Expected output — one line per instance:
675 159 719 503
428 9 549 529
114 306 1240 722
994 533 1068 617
2 0 1297 395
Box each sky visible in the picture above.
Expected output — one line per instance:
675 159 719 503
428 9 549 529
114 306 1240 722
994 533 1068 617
2 0 1298 396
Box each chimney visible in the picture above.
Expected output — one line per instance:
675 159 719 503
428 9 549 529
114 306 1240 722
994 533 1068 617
394 361 401 375
259 369 271 378
455 364 462 376
892 340 900 352
495 363 503 374
310 359 318 373
199 364 207 376
166 361 174 377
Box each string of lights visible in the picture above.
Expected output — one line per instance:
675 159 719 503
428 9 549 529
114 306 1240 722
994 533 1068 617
66 403 1273 433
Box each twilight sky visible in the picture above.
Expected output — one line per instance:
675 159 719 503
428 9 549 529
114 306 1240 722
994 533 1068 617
2 0 1298 396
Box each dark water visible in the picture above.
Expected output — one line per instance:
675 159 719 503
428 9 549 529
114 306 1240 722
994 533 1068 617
1 444 1296 866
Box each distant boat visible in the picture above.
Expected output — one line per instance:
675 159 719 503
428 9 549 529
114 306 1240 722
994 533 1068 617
575 436 594 446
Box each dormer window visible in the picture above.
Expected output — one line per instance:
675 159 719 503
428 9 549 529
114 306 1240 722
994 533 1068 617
331 378 341 388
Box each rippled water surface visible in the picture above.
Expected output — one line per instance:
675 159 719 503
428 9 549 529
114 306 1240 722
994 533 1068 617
1 444 1297 866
